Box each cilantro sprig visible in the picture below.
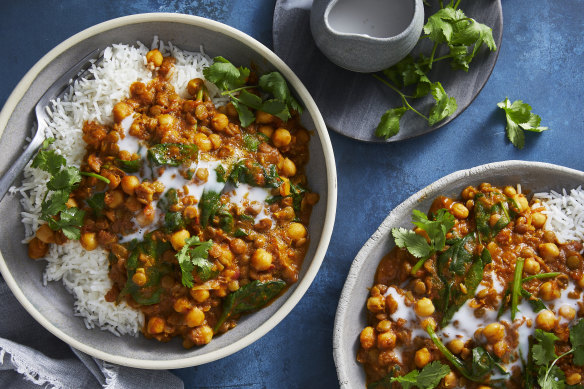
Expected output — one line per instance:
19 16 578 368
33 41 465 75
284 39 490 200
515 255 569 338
175 236 215 288
529 320 584 388
203 57 302 127
392 208 455 275
497 98 549 149
374 1 496 139
31 138 86 240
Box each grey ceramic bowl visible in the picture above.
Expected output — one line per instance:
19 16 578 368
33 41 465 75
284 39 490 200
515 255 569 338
0 13 337 369
310 0 424 73
332 160 584 388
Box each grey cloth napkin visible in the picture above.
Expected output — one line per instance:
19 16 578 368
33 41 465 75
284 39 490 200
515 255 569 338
0 278 184 389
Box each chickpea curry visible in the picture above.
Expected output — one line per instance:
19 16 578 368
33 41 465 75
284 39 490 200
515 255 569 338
358 183 584 388
28 49 318 348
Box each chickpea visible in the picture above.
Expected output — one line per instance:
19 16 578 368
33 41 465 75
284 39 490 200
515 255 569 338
536 310 557 331
512 194 529 212
524 257 541 275
376 320 392 333
483 322 505 343
173 297 191 313
567 254 582 269
287 223 307 241
211 113 229 131
385 295 398 314
367 296 385 313
489 213 501 227
105 190 124 209
132 268 147 286
272 128 291 147
28 237 48 259
443 372 457 388
280 158 297 177
447 339 464 355
413 280 427 295
187 78 204 97
170 229 191 251
146 49 163 67
251 248 273 271
196 168 209 182
193 133 212 152
493 340 509 358
183 205 198 219
566 373 582 386
229 238 247 255
185 308 205 327
360 327 376 349
539 281 560 301
451 202 469 219
80 232 98 251
190 289 210 303
208 133 222 149
125 196 142 212
461 186 477 200
147 316 165 334
279 178 291 196
36 224 55 244
414 348 432 368
539 242 560 261
121 175 140 196
255 110 274 124
258 125 274 138
503 185 517 197
113 102 133 123
421 317 437 332
531 212 547 228
558 305 576 320
414 298 435 317
377 331 397 350
190 325 213 345
195 104 208 121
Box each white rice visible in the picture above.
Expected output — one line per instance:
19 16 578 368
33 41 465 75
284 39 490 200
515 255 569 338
13 39 221 337
534 185 584 245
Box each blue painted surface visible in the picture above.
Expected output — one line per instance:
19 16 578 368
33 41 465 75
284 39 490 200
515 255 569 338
1 0 583 388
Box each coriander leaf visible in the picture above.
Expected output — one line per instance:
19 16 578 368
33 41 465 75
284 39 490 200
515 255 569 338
428 82 457 126
259 72 303 114
47 166 81 191
391 369 418 389
231 99 255 127
414 361 450 389
450 18 497 53
570 318 584 365
32 148 66 176
237 89 263 110
47 207 85 240
203 56 249 91
423 7 460 43
532 329 560 366
538 365 565 389
375 107 408 139
41 190 70 219
175 236 214 288
260 99 290 121
392 227 431 259
412 208 455 251
497 98 549 149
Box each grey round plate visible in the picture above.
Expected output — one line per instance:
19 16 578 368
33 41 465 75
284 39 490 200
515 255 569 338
0 13 337 369
273 0 503 142
332 160 584 388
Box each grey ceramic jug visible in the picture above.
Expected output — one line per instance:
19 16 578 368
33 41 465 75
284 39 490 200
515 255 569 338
310 0 424 73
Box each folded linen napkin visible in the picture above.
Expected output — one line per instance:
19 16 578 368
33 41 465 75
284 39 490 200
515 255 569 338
0 278 184 389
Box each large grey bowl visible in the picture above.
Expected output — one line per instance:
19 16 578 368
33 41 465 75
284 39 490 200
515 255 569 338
332 160 584 388
0 13 337 369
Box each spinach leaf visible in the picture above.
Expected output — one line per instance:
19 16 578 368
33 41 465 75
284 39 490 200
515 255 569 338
243 134 262 151
164 212 185 232
116 158 141 173
227 159 282 188
148 143 198 166
86 192 105 218
158 188 179 212
444 233 474 275
199 190 221 227
214 280 286 332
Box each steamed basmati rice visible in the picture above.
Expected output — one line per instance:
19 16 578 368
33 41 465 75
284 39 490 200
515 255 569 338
13 39 222 336
535 185 584 246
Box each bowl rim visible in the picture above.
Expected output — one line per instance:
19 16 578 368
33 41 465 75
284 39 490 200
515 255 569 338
0 12 337 369
332 160 584 388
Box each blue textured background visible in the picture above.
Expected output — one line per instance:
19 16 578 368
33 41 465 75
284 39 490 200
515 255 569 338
1 1 583 388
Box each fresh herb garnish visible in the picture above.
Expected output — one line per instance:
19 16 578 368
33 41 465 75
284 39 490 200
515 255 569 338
203 57 302 127
497 98 549 149
31 138 85 239
175 236 215 288
116 158 141 173
392 209 455 275
147 143 198 166
510 257 525 320
385 361 450 389
213 280 286 332
374 2 496 139
243 133 262 151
